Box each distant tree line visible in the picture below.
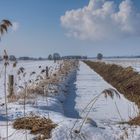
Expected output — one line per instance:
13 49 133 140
0 53 108 61
97 53 103 60
0 54 88 61
48 53 61 60
61 55 87 60
48 53 87 60
0 55 17 61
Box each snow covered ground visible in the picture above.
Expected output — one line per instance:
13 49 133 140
0 60 140 140
75 62 139 122
103 58 140 72
0 60 59 103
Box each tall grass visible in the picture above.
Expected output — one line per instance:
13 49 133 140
3 50 9 140
70 88 120 137
84 60 140 107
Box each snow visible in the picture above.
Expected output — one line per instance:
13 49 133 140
0 60 140 140
75 62 139 122
102 58 140 72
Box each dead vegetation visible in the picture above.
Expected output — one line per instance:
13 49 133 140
126 116 140 125
7 60 78 103
84 60 140 125
102 88 120 99
10 60 79 139
17 60 78 97
84 61 140 107
13 116 57 140
119 115 140 126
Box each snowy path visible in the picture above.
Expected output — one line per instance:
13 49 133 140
74 61 138 123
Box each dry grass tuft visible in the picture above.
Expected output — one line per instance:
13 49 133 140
7 94 18 102
102 88 120 99
127 116 140 125
13 116 57 140
120 116 140 126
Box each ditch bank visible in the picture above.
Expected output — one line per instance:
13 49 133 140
84 61 140 110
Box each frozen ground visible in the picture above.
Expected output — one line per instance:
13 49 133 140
102 58 140 72
0 60 140 140
0 60 59 103
75 62 139 122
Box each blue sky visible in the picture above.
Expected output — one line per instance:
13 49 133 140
0 0 140 57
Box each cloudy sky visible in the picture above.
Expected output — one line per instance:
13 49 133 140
0 0 140 57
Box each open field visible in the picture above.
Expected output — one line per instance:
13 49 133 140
103 58 140 72
0 59 140 140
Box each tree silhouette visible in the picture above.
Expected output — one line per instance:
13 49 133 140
97 53 103 60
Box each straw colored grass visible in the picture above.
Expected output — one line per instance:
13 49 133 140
84 60 140 125
13 116 57 140
84 61 140 107
119 116 140 126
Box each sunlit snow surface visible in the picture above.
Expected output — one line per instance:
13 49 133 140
75 62 139 122
103 58 140 72
0 60 139 140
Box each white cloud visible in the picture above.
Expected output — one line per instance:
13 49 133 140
60 0 140 41
12 22 19 32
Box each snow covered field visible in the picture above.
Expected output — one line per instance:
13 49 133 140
103 58 140 72
0 60 140 140
0 60 58 103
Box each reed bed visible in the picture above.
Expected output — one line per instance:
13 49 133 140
10 60 79 139
84 60 140 125
84 60 140 107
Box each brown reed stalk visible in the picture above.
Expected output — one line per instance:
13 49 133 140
3 50 9 140
24 83 28 140
70 88 120 137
